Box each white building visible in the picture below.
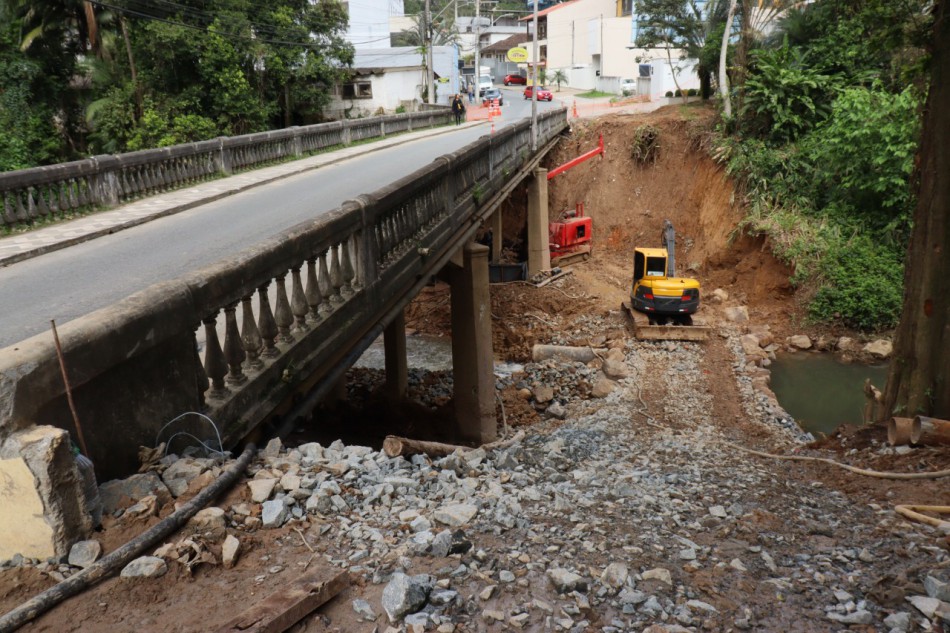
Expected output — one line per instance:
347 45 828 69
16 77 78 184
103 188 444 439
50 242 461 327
527 0 699 96
345 0 405 49
328 46 462 117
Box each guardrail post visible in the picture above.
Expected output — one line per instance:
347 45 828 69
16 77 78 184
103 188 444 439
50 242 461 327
90 155 120 207
291 127 303 157
342 122 352 146
213 137 231 176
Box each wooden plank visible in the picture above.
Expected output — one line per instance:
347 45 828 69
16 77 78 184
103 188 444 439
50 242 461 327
216 570 350 633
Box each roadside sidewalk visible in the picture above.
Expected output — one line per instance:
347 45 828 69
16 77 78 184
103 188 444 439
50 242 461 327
0 120 484 268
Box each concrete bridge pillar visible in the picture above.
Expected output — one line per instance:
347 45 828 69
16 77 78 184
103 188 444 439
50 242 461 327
490 209 503 264
384 310 408 402
448 242 496 444
527 168 551 277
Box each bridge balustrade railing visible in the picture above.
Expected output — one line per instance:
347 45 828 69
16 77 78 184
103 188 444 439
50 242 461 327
0 108 567 479
0 110 452 229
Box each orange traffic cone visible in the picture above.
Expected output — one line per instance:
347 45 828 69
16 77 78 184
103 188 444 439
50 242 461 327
572 100 578 118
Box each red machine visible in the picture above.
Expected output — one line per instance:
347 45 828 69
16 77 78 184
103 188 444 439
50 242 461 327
549 202 592 265
546 135 604 265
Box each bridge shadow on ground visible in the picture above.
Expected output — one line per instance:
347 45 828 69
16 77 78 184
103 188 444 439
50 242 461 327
280 368 467 452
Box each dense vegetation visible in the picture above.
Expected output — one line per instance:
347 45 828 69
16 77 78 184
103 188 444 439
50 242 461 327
0 0 353 169
710 0 929 330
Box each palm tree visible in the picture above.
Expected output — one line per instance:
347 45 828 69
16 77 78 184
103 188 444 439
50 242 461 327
551 69 567 91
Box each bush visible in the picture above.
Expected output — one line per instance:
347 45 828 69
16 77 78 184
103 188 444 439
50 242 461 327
665 91 674 98
631 125 661 164
808 236 903 330
741 43 840 143
799 85 919 238
687 88 698 96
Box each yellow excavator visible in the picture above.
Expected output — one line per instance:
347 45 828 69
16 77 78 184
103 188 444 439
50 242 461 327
622 221 709 341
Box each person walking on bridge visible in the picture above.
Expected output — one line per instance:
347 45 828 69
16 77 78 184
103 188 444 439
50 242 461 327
451 93 466 125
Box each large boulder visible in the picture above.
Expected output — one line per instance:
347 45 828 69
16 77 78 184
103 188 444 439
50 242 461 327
382 572 434 622
99 472 172 514
723 306 749 323
788 335 813 350
864 339 893 359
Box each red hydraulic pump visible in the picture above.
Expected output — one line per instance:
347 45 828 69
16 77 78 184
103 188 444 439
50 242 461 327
549 202 592 264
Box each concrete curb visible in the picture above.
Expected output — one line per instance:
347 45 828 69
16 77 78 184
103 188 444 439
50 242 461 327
0 121 486 268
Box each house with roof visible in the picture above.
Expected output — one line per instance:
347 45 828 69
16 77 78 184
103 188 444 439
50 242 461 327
478 33 532 82
327 46 462 118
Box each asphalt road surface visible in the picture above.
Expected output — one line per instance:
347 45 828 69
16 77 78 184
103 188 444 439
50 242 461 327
0 91 561 348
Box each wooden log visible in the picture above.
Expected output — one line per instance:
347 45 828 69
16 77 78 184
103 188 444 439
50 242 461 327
914 416 950 443
215 569 349 633
383 431 525 458
383 436 463 458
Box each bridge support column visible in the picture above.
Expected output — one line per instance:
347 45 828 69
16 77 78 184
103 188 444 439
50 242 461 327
527 168 551 277
490 209 503 264
384 310 408 402
449 242 496 444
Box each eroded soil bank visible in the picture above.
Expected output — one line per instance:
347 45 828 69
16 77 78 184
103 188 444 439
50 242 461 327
1 107 948 632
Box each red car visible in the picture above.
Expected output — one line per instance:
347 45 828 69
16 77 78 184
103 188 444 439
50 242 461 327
504 74 527 86
523 86 554 101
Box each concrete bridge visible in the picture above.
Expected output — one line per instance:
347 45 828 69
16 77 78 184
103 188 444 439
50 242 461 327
0 108 568 560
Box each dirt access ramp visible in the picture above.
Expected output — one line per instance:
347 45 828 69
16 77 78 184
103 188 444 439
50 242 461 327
543 105 796 328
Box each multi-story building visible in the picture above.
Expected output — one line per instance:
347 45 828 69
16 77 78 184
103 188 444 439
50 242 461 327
521 0 700 96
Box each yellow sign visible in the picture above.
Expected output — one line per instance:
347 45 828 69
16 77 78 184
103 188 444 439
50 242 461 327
506 47 529 63
437 77 450 83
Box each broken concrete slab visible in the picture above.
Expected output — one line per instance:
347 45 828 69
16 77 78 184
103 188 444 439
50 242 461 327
99 472 172 514
0 426 92 560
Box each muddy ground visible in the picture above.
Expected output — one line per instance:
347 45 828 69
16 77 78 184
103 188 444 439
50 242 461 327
1 106 948 633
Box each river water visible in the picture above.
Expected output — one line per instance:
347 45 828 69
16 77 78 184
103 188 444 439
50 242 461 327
768 353 889 436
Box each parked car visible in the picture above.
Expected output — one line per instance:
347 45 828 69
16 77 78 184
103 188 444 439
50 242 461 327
482 88 504 106
503 74 527 86
620 78 637 95
523 86 554 101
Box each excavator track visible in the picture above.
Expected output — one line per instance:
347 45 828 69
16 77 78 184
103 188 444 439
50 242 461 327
622 302 710 342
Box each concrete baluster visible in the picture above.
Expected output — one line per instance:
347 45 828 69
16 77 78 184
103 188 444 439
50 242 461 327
328 245 344 304
274 274 295 343
202 313 229 399
240 295 264 371
36 187 50 217
290 266 310 331
223 303 248 386
305 257 323 321
349 235 363 291
317 251 333 316
257 284 280 358
340 238 355 296
194 326 210 404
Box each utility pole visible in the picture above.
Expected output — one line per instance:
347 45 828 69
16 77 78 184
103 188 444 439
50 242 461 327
530 0 539 150
474 0 480 98
426 0 435 104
